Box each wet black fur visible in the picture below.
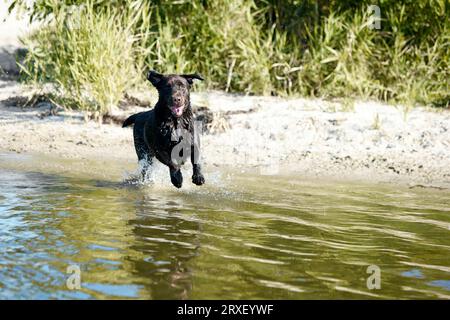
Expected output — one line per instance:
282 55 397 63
123 71 205 188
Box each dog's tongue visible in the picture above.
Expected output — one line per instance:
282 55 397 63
171 106 183 116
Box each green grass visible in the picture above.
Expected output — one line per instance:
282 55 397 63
18 2 142 114
9 0 450 114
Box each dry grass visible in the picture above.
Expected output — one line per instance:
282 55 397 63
8 0 450 114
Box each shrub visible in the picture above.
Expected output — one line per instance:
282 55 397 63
19 2 141 114
9 0 450 111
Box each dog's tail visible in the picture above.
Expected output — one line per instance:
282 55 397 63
122 114 138 128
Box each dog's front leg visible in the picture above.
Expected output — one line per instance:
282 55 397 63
169 166 183 188
191 143 205 186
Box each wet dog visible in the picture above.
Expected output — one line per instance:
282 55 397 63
122 71 205 188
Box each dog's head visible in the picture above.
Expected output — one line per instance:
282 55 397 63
147 70 204 118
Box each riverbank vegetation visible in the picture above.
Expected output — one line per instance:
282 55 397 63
8 0 449 114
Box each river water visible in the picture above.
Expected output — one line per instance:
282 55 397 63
0 153 449 299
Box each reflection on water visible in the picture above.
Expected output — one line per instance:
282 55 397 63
0 157 449 299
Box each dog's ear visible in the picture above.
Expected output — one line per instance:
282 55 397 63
147 70 164 87
181 73 204 85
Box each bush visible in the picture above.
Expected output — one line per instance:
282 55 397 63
9 0 450 111
19 2 141 114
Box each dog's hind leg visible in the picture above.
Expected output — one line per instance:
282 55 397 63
134 125 153 181
138 153 152 181
136 147 153 181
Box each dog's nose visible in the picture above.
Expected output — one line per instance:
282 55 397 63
174 96 182 104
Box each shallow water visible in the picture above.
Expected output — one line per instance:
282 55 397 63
0 153 449 299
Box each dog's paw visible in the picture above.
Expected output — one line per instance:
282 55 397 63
192 173 205 186
170 170 183 188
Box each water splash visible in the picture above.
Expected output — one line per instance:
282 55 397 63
121 159 244 200
122 159 170 187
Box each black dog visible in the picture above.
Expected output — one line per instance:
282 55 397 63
122 70 205 188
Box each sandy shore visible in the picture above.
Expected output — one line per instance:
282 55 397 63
1 77 450 188
1 7 449 188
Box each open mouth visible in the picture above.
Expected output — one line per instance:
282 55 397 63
170 105 184 117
